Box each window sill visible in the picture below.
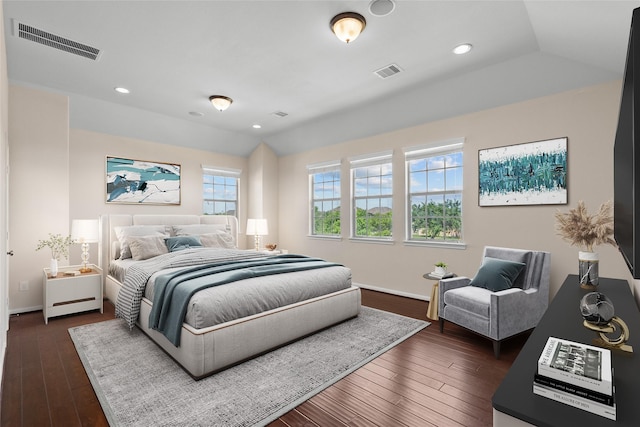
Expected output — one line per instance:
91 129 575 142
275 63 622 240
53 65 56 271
348 237 394 245
307 235 342 241
403 240 467 250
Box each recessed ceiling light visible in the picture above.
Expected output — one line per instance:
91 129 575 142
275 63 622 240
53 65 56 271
189 111 204 117
369 0 395 17
252 124 262 129
453 43 473 55
114 87 130 94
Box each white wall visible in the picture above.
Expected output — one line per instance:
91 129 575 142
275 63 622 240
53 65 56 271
278 80 632 301
0 0 10 382
246 143 278 249
8 85 69 313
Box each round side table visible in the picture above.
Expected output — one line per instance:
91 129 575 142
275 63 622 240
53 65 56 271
423 273 455 321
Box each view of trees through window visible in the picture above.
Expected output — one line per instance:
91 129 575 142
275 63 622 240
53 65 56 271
408 151 463 241
203 174 238 216
309 146 463 243
352 162 393 238
311 170 341 236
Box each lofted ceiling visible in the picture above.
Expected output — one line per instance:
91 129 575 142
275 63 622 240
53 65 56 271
3 0 638 157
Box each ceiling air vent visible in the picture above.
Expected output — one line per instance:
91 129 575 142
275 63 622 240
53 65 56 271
272 111 289 118
374 63 403 79
12 19 101 61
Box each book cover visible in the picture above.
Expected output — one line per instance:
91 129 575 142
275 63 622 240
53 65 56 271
533 383 616 420
538 336 612 395
533 373 614 406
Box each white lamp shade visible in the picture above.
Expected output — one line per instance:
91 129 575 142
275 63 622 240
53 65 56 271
71 219 99 243
246 218 268 236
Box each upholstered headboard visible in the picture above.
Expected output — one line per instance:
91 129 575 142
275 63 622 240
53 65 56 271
99 214 239 270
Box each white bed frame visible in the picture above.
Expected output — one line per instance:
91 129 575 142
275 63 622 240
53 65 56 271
99 214 361 378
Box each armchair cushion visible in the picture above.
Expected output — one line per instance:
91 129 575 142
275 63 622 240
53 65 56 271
469 257 526 292
443 286 492 318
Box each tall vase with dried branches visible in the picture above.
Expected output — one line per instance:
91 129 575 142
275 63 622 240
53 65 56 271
555 200 616 289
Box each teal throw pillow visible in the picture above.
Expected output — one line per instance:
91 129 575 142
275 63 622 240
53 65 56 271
469 257 526 292
165 236 203 252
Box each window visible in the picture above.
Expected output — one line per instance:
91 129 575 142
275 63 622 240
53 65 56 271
308 161 341 236
406 139 463 242
202 166 240 217
350 152 393 239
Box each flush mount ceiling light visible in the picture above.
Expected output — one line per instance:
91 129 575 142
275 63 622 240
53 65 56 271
453 43 473 55
209 95 233 111
330 12 366 43
114 87 130 94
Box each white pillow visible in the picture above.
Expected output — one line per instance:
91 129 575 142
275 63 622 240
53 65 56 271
199 231 236 249
128 235 169 260
115 225 169 259
172 224 227 236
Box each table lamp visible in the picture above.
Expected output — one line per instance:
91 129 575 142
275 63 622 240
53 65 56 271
246 219 268 251
71 219 99 273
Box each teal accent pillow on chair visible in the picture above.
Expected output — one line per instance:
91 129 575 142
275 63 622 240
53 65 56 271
470 257 526 291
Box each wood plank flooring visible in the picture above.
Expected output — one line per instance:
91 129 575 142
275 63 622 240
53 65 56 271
0 289 528 426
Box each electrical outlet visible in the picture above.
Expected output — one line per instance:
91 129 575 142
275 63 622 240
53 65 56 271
19 280 29 291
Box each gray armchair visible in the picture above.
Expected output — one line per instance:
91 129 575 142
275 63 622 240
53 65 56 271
438 246 551 358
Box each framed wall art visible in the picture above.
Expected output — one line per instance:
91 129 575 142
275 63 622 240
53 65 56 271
478 137 567 206
106 156 181 205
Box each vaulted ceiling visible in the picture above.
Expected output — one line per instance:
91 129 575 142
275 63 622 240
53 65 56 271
3 1 637 157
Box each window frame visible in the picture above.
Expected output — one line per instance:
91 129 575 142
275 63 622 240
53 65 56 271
308 160 342 238
202 166 241 218
404 139 465 246
349 151 394 241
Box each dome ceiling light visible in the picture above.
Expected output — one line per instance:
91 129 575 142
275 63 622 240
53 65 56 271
330 12 366 44
209 95 233 111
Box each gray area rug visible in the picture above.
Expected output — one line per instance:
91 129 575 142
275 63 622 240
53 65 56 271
69 307 429 427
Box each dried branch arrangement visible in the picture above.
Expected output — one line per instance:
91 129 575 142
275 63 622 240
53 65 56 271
555 200 616 252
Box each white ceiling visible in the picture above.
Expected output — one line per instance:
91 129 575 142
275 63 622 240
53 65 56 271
3 0 638 157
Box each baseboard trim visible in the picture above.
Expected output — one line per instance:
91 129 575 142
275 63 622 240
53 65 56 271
354 282 429 302
9 305 42 315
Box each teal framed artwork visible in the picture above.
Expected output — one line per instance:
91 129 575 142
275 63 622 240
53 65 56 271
106 156 181 204
478 137 567 206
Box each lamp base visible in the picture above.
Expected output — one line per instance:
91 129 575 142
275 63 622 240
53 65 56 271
79 267 92 273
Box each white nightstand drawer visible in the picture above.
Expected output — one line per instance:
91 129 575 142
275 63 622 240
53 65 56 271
43 264 103 324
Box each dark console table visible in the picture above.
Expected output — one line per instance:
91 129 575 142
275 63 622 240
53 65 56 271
493 275 640 426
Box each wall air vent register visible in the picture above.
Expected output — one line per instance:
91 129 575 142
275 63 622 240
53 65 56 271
11 19 101 61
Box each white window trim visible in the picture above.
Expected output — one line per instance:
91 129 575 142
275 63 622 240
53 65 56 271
404 138 464 243
350 151 394 240
202 165 241 217
308 161 342 237
202 165 242 177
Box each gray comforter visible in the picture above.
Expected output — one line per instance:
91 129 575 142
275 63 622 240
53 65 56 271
113 248 353 337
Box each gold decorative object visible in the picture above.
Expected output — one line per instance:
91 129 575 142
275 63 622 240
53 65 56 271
583 317 633 353
265 244 277 251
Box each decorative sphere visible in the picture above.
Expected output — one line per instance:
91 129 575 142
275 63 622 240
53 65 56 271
580 292 615 325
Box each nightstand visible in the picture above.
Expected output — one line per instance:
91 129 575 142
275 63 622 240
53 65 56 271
43 264 103 324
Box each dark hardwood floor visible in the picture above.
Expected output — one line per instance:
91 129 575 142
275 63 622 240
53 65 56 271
0 289 528 426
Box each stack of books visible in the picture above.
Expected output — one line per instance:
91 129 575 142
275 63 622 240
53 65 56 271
534 336 615 420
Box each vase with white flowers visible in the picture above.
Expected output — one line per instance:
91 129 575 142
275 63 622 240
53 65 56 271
555 200 616 289
36 233 74 277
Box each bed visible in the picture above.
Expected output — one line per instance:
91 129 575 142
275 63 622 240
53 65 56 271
99 214 361 378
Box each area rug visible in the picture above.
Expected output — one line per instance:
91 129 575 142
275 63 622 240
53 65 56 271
69 307 429 427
